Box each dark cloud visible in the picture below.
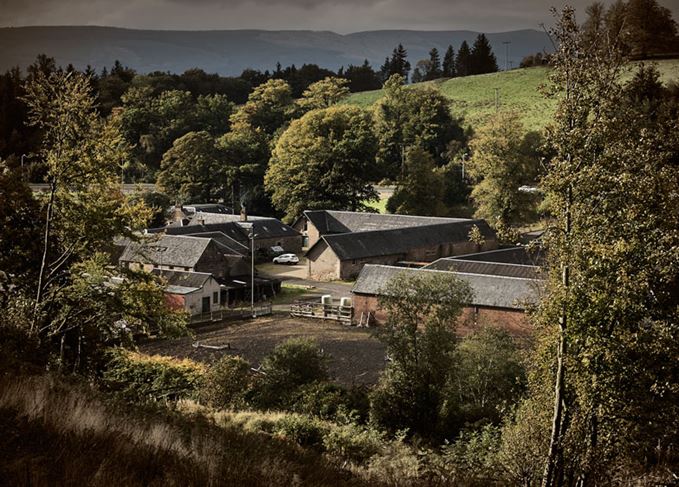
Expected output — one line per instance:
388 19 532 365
1 0 678 33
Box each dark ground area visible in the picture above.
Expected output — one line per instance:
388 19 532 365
141 314 386 386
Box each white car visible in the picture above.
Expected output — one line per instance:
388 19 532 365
273 253 299 265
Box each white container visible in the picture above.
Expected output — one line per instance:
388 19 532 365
340 297 352 308
321 294 333 305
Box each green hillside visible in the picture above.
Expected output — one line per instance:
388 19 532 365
347 59 679 131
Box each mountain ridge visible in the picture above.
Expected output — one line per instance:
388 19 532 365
0 26 551 76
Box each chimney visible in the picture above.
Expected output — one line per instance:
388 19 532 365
240 206 247 222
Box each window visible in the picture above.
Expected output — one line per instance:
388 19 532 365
213 291 218 304
169 266 174 270
185 267 190 271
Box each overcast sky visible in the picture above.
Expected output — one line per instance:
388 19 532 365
1 0 678 33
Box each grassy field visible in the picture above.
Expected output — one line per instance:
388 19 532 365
347 59 679 131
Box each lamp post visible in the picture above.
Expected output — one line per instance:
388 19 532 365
240 222 257 318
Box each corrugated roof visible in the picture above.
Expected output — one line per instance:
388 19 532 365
424 258 542 280
304 210 471 234
319 220 496 261
120 235 212 268
352 264 540 310
152 269 212 288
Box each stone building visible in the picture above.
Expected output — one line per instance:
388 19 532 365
351 248 543 336
299 211 497 280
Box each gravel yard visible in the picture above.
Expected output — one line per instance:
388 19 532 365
141 314 386 386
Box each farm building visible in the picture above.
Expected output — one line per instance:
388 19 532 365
149 213 303 255
351 256 542 335
119 234 250 278
155 270 224 315
300 211 498 280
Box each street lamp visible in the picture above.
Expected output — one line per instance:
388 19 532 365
240 222 257 318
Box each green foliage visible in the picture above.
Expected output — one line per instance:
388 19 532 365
250 338 329 409
101 349 205 403
527 7 679 482
229 78 293 136
265 105 379 221
385 146 446 216
296 77 350 113
292 382 370 423
274 414 329 448
370 272 473 441
467 111 543 237
451 327 526 424
198 355 252 409
14 70 187 373
372 74 465 179
322 422 385 463
157 130 225 204
469 34 499 75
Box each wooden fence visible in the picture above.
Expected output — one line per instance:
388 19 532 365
290 300 353 325
189 303 272 325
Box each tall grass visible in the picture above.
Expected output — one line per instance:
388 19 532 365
0 373 369 486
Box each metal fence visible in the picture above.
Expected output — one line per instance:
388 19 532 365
189 303 272 325
290 300 353 325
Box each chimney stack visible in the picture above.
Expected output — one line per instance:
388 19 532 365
240 206 247 222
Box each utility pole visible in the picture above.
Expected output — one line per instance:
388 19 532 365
503 41 511 71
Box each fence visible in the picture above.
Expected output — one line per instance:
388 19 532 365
290 299 353 325
189 303 272 325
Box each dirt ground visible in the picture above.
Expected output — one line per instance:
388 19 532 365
141 314 386 386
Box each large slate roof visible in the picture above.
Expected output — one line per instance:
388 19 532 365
184 231 249 256
451 246 545 266
120 235 212 268
424 258 542 280
148 222 249 243
150 216 300 242
352 264 541 310
316 219 496 261
304 210 471 234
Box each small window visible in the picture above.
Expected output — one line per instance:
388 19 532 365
169 266 174 270
185 267 190 271
213 291 218 304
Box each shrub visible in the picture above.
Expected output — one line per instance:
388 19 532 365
101 348 205 403
198 355 251 409
292 382 370 423
274 414 329 449
322 423 385 464
250 338 329 409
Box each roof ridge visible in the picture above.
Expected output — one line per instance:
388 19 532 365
447 258 541 269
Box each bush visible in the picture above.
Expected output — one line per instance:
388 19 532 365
198 355 251 409
101 348 205 403
274 414 329 449
322 423 385 464
250 338 329 409
292 382 370 423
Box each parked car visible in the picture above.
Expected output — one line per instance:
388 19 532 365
273 253 299 265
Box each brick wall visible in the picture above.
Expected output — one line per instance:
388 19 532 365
352 293 532 337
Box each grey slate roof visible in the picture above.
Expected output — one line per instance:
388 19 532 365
184 231 249 256
316 219 496 261
451 247 545 266
150 217 300 242
120 235 211 268
189 212 269 224
304 210 471 234
424 258 542 280
148 222 249 243
352 264 540 310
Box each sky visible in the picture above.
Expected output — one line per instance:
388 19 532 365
1 0 678 33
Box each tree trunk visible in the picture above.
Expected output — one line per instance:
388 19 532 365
33 176 56 331
542 185 572 487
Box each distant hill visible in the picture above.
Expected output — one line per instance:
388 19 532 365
347 59 679 131
0 26 552 75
